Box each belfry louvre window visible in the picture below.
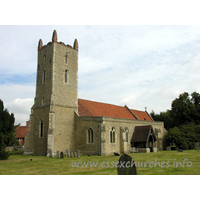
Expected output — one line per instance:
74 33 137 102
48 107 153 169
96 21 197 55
39 120 44 138
88 128 93 143
110 127 115 143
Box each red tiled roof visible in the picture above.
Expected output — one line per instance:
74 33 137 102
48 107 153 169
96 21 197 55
131 109 153 121
78 99 153 121
78 99 137 120
14 124 29 139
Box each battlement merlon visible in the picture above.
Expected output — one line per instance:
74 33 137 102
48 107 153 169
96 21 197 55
38 30 78 51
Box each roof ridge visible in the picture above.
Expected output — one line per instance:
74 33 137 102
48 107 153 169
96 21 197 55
78 98 125 108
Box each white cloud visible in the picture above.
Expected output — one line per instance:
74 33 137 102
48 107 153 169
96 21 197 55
4 98 34 126
2 25 200 119
0 84 35 125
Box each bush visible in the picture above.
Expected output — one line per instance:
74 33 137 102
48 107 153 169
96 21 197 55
0 132 10 160
0 150 9 160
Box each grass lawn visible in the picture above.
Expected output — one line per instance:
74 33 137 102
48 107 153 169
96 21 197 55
0 150 199 175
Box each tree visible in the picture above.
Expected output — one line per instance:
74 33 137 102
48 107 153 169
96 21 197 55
150 110 173 130
171 92 197 127
164 127 184 148
0 99 18 160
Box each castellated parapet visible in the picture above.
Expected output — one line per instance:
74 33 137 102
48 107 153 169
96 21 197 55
24 30 78 156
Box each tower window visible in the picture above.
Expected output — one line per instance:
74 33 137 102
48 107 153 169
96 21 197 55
44 55 47 63
65 70 68 83
43 70 46 83
110 127 115 143
42 97 44 106
39 120 44 138
87 128 93 144
65 55 68 63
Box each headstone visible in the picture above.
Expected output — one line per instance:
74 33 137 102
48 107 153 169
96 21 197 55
166 146 171 151
182 142 188 150
195 142 200 150
48 149 53 158
77 150 80 157
74 152 77 157
117 154 137 175
60 151 64 158
70 152 74 157
153 147 157 152
66 149 70 157
57 151 60 158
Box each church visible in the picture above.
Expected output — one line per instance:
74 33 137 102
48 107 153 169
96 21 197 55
24 30 166 156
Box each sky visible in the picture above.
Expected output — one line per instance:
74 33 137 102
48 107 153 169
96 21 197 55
0 1 199 196
1 25 200 125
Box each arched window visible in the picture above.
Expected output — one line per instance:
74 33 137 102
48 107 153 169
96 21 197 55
110 127 115 143
39 119 44 138
87 128 93 143
65 70 68 83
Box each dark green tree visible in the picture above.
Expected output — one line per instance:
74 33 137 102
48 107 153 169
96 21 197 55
150 110 173 130
0 99 18 160
170 92 197 127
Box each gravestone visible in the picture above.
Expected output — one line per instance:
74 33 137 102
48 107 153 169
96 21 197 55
182 142 188 150
77 150 80 157
74 152 77 157
57 151 60 158
117 154 137 175
66 149 70 157
60 151 64 158
48 149 53 158
195 142 200 150
70 152 74 157
166 146 171 151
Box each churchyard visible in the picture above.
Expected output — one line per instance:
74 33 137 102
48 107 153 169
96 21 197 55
0 150 199 175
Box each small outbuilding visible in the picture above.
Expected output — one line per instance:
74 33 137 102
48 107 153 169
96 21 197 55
131 125 157 153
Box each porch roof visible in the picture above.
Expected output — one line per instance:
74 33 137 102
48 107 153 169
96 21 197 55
131 125 153 143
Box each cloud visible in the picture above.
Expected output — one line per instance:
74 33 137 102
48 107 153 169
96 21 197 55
2 25 200 121
4 98 34 126
0 84 35 125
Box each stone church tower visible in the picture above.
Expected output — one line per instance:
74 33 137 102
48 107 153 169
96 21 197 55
24 30 78 155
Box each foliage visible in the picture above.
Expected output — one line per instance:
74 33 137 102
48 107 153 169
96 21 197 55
0 99 18 160
164 123 200 149
0 132 9 160
150 110 173 130
151 92 200 149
